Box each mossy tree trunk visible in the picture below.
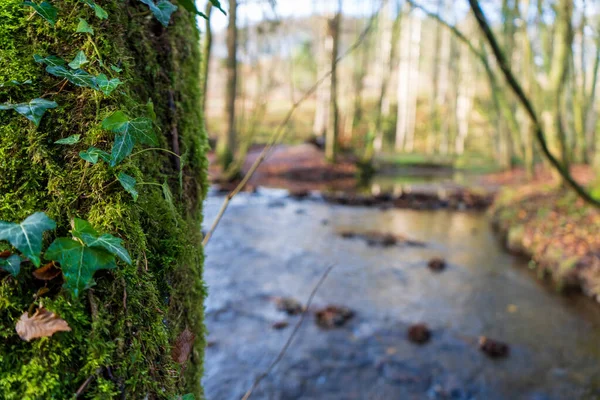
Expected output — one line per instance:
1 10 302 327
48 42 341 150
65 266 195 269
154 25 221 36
0 1 207 398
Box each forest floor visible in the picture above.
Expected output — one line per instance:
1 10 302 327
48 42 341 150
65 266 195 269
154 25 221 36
208 144 600 302
489 169 600 302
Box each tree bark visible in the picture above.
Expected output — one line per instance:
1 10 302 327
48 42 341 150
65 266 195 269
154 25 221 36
313 16 331 139
373 0 396 153
218 0 238 170
200 2 214 117
0 0 207 398
325 1 342 162
546 0 574 170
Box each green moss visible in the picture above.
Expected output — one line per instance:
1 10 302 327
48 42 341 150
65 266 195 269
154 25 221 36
0 1 207 398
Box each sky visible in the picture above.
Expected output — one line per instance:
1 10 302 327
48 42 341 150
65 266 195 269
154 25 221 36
201 0 482 32
199 0 596 34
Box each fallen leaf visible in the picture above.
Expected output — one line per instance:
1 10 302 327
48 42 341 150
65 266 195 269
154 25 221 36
32 261 62 280
16 307 71 341
172 327 195 364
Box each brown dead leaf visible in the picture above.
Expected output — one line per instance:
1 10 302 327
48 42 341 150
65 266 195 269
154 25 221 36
32 261 62 281
0 250 11 258
171 327 195 364
16 307 71 341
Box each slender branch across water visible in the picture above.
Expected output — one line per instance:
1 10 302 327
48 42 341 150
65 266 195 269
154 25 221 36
240 264 335 400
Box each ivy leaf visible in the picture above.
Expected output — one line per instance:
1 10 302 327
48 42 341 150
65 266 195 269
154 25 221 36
139 0 178 27
46 66 96 88
68 51 88 70
146 99 157 122
94 74 122 96
76 18 94 34
0 99 58 126
175 0 207 18
117 172 139 202
55 134 81 145
45 238 117 298
93 3 107 18
0 212 56 267
0 79 33 88
71 218 98 238
23 1 58 25
162 181 177 219
83 234 131 264
209 0 226 15
34 54 66 67
0 255 22 277
110 65 123 73
109 131 135 167
101 110 128 130
71 218 132 264
81 0 108 19
79 147 110 164
102 111 157 166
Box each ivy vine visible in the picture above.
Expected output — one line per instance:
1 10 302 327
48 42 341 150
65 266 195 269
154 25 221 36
1 0 222 356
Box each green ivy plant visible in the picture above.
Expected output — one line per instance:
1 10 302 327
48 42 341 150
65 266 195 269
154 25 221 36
0 0 219 346
0 214 131 299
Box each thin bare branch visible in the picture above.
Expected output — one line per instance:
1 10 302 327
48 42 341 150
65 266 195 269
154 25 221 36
240 264 335 400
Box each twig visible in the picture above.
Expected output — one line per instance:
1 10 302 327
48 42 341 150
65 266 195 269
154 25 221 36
240 264 335 400
468 0 600 208
203 3 382 247
74 368 101 398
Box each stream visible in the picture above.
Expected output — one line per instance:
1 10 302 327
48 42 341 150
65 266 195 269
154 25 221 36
202 187 600 400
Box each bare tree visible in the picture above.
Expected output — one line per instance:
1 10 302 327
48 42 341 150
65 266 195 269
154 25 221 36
200 2 214 117
373 0 397 153
395 3 421 153
325 0 343 162
218 0 239 171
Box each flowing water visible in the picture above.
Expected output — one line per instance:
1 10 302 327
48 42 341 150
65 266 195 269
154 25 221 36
202 188 600 400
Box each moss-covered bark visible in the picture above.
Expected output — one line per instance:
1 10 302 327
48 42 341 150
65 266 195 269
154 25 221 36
0 1 207 398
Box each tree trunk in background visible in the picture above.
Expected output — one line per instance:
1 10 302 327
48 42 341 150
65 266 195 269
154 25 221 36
436 0 451 154
201 2 213 118
218 0 238 171
501 0 524 165
373 0 395 153
395 5 420 153
445 23 459 155
571 9 587 163
0 1 207 398
585 32 600 165
313 16 331 139
346 18 370 142
404 15 421 153
455 45 474 155
325 1 342 162
547 0 573 171
426 0 444 154
519 0 537 177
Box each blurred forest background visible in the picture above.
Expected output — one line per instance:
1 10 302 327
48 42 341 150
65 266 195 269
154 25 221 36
203 0 600 179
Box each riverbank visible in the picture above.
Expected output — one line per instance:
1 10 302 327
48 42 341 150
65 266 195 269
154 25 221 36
490 179 600 301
